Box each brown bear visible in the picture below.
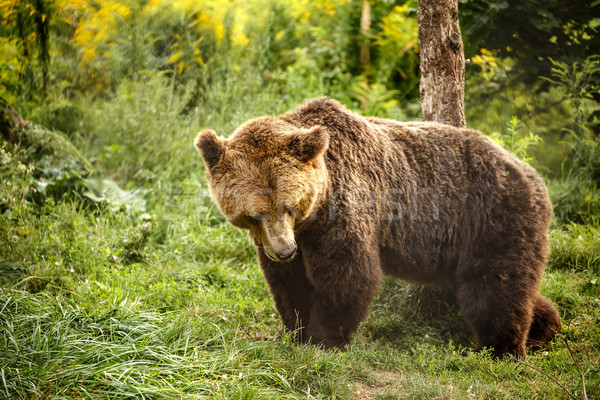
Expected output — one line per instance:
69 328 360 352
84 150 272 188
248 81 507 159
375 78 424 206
194 97 561 358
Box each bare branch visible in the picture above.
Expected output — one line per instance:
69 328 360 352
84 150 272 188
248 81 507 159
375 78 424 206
563 338 588 400
516 360 578 400
588 378 600 399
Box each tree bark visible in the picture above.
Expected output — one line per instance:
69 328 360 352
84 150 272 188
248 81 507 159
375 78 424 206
1 101 30 141
359 0 371 73
417 0 466 128
357 0 371 112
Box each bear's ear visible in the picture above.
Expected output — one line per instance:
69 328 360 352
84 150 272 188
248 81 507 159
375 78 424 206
194 129 226 170
287 126 329 162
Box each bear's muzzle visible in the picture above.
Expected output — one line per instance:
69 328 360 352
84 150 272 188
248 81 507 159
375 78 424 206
261 214 297 262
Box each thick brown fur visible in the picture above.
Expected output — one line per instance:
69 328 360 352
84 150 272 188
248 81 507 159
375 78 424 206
194 98 561 358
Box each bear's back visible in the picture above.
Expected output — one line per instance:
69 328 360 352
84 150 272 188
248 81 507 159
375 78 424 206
362 117 552 284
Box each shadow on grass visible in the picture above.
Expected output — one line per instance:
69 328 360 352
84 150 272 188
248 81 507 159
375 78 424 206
363 279 473 350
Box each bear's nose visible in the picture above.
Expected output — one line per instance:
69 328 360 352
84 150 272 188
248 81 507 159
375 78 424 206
277 245 297 261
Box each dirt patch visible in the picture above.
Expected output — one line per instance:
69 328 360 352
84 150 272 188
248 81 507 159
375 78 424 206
351 370 405 399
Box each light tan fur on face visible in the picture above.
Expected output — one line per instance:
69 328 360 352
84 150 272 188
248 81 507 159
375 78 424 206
257 212 297 261
194 118 329 261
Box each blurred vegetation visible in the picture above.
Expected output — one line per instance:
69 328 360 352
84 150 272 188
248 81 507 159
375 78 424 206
0 0 599 398
460 0 600 88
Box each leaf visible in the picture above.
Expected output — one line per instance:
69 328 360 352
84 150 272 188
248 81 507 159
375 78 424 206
82 177 147 211
165 51 182 64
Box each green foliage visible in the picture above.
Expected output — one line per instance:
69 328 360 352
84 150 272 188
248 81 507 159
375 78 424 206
467 49 600 225
0 0 52 98
549 178 600 225
6 123 89 170
0 37 26 105
541 56 600 224
349 77 403 118
0 141 34 211
489 116 542 165
545 56 600 182
460 0 600 87
29 100 83 136
0 123 147 215
0 0 425 117
371 4 419 100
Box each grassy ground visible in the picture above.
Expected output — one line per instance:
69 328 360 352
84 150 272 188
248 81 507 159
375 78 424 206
1 78 599 399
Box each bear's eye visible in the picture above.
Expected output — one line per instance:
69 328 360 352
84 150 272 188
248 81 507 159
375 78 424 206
282 206 304 221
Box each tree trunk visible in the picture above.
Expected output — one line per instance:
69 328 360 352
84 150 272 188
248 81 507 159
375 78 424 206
0 101 30 141
357 0 372 112
417 0 466 128
359 0 371 73
33 0 50 101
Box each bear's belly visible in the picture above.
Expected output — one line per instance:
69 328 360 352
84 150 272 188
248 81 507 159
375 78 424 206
379 246 456 288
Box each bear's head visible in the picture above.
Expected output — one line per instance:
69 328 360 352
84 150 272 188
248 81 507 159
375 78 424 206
194 117 329 262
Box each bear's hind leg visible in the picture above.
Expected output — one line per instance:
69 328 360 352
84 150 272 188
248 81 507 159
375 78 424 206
526 293 561 350
456 277 535 359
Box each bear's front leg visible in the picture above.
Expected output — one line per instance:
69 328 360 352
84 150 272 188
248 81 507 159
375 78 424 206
257 248 314 342
303 245 382 350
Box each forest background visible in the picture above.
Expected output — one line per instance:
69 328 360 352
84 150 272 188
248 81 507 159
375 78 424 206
0 0 599 398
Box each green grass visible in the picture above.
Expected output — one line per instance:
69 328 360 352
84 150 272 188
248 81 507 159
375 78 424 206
549 223 600 274
1 78 599 399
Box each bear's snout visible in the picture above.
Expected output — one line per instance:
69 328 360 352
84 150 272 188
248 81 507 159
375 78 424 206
263 234 297 262
260 215 297 262
274 243 297 262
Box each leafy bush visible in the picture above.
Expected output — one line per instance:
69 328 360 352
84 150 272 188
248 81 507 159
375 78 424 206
29 100 84 136
0 141 34 212
489 116 542 165
371 4 419 100
543 56 600 181
467 51 600 224
542 56 600 223
1 122 147 214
